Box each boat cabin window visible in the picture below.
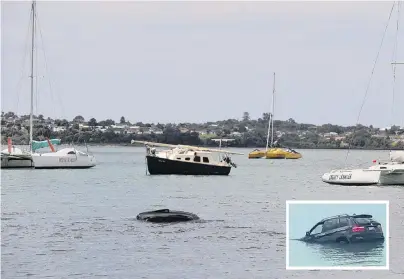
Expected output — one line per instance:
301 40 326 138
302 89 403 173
203 157 209 163
185 157 190 161
194 156 201 162
67 151 76 155
177 157 181 160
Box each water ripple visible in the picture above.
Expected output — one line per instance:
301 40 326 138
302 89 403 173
1 147 404 278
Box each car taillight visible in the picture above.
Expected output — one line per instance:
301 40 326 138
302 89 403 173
352 226 365 232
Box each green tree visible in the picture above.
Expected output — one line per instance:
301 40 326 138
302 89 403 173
242 112 250 122
88 118 97 127
120 116 126 124
73 115 85 123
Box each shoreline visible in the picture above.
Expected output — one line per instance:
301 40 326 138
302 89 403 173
51 143 404 151
2 142 403 152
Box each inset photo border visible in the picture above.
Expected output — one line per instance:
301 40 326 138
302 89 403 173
286 200 389 270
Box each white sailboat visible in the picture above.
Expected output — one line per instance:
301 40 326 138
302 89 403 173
322 2 404 186
321 150 404 186
1 137 33 168
5 1 96 169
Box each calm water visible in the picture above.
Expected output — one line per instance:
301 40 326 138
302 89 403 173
1 146 404 278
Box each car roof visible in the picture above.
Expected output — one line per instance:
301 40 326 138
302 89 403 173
320 214 373 222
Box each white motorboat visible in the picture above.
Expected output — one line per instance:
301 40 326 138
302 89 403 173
322 151 404 186
131 140 243 175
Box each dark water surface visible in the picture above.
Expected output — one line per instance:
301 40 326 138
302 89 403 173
1 146 404 278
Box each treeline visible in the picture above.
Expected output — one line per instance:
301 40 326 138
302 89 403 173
1 111 404 149
2 123 404 150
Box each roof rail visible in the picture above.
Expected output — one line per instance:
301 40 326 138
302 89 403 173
320 214 349 221
349 214 373 218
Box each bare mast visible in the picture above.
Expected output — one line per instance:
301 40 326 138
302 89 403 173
270 72 275 147
265 72 276 151
29 0 36 153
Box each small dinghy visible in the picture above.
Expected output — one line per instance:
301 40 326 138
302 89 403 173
136 209 200 223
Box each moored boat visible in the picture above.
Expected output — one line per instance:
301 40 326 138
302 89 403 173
322 4 403 186
9 1 97 170
248 73 303 160
322 151 404 186
265 147 302 159
131 140 243 175
1 138 33 169
248 149 266 159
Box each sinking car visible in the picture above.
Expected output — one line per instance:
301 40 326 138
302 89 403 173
300 214 385 244
136 209 200 223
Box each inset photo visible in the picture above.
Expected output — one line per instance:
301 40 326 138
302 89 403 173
286 200 389 270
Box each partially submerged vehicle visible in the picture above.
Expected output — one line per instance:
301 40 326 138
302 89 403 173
300 214 385 244
136 209 200 223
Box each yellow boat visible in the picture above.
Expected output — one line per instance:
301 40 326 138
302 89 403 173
265 148 302 159
248 149 266 159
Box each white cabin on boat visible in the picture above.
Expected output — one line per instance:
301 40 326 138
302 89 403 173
156 147 228 166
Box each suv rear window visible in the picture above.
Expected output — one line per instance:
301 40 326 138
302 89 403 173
354 217 374 225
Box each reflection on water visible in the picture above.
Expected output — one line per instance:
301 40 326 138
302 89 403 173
289 239 386 267
314 241 385 266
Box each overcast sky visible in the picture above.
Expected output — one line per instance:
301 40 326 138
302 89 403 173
1 0 403 127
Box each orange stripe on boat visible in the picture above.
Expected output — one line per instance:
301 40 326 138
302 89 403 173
7 137 12 153
46 137 56 152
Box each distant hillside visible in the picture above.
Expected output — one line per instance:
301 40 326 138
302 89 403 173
1 111 404 149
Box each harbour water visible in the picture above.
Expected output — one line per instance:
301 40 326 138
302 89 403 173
1 146 404 278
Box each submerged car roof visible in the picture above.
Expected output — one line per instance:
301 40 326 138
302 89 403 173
320 214 373 222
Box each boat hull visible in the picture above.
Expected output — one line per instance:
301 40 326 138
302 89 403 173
322 170 379 186
32 154 96 169
379 170 404 185
265 148 302 159
322 165 404 186
146 155 231 175
1 154 33 169
248 150 265 159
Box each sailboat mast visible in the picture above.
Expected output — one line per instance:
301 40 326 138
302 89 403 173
29 0 36 153
270 72 275 147
265 114 271 151
265 108 271 152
